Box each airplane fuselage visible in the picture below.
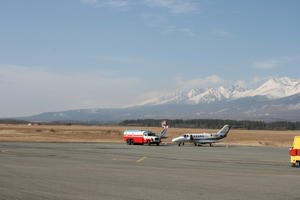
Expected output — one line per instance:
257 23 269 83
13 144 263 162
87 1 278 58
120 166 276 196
172 125 231 146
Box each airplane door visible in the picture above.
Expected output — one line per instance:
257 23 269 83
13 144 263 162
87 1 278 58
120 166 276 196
184 134 189 139
184 134 192 140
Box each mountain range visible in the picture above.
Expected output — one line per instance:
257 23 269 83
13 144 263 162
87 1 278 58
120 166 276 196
21 77 300 122
138 77 300 105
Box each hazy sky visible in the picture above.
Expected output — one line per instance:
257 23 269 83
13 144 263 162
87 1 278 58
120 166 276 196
0 0 300 117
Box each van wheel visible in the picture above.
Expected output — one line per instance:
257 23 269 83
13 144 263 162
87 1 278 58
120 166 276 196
130 139 134 145
126 140 131 145
147 140 151 146
156 143 160 146
291 163 296 167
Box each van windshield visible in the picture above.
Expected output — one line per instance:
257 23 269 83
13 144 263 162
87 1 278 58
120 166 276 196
145 131 156 136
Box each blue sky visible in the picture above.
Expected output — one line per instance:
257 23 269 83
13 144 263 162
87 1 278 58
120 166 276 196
0 0 299 117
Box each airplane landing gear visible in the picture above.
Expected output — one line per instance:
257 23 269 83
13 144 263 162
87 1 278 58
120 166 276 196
209 143 213 147
178 143 181 146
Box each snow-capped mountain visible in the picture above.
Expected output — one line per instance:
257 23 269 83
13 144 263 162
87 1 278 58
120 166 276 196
20 77 300 122
139 77 300 105
245 77 300 98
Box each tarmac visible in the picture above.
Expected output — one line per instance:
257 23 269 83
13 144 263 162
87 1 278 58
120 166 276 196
0 142 299 200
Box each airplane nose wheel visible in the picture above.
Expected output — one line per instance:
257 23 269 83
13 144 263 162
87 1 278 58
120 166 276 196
178 142 185 146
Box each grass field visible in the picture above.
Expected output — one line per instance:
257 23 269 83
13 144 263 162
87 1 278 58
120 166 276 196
0 124 299 147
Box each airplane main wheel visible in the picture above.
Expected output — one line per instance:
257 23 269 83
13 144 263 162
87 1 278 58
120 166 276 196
194 143 197 146
178 143 181 146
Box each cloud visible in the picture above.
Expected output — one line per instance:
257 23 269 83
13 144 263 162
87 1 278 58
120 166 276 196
101 56 142 64
141 13 168 27
80 0 130 8
252 55 300 69
253 59 281 69
81 0 198 37
179 28 196 37
161 25 196 37
212 29 234 38
252 76 263 83
141 13 196 37
234 80 247 88
144 0 200 14
80 0 98 5
0 64 142 117
251 75 274 84
102 0 129 8
177 75 224 89
80 0 200 14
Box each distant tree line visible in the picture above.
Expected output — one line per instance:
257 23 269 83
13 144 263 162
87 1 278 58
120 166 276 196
119 119 300 130
0 119 30 124
0 119 118 126
2 118 300 130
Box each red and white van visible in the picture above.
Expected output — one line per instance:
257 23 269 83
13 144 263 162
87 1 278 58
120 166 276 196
124 130 161 146
123 121 168 146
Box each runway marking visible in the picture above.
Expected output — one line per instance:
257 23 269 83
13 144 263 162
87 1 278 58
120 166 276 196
136 156 147 163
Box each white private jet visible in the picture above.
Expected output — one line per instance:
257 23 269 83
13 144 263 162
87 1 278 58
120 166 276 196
172 125 231 147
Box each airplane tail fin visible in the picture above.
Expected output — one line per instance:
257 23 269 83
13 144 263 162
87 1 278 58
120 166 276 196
159 121 169 138
217 124 231 138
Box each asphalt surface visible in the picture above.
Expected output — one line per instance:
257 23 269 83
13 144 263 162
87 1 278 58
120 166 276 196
0 142 299 200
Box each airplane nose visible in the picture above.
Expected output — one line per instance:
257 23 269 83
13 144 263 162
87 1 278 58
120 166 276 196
172 137 181 142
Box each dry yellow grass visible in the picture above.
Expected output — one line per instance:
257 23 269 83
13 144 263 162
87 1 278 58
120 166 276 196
0 124 299 147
